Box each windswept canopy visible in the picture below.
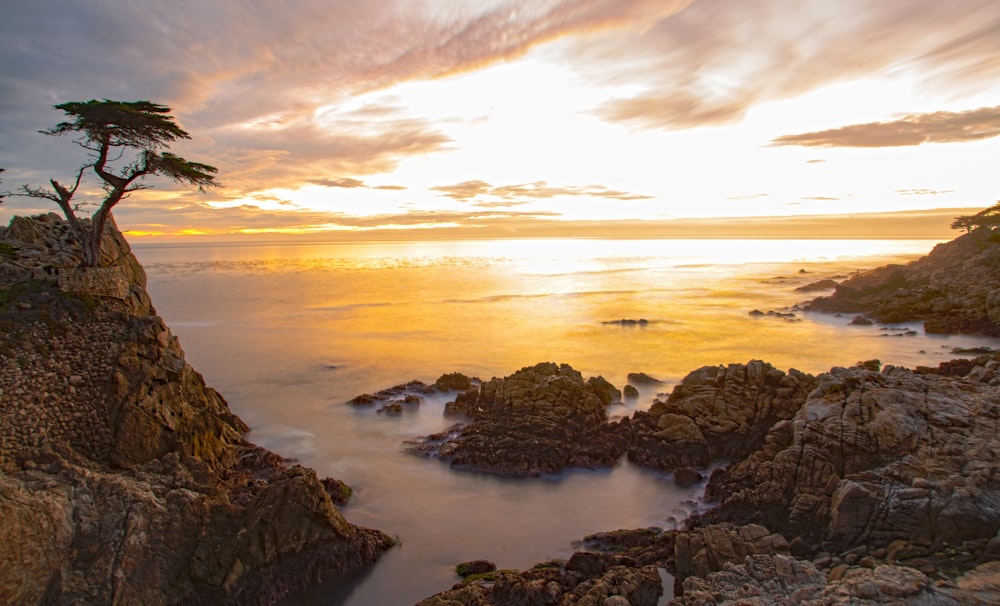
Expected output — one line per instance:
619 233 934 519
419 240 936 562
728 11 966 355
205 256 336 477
44 100 191 149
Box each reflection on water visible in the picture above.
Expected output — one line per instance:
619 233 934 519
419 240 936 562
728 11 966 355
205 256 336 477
133 238 999 605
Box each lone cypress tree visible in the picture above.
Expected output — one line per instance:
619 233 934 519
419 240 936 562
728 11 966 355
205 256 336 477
19 100 218 266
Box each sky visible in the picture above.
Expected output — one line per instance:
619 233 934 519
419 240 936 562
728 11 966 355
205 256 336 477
1 0 999 240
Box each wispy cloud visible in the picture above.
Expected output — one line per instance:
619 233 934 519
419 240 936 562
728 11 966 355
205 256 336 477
573 0 1000 131
770 105 1000 147
431 179 652 204
897 189 956 196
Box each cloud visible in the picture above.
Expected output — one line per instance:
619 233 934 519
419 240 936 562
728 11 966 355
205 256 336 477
727 193 770 200
309 178 368 189
431 179 652 204
1 0 688 210
770 105 1000 148
897 189 956 196
570 0 1000 130
802 196 840 201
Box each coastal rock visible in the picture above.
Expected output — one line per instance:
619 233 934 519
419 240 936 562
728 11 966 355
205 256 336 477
807 227 1000 336
457 559 497 577
627 372 663 385
671 554 826 605
408 362 629 476
703 359 1000 551
347 373 479 408
795 278 839 292
417 556 662 606
670 523 791 584
0 215 394 605
627 360 816 472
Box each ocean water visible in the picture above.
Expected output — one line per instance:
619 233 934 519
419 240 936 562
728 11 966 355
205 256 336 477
133 238 999 605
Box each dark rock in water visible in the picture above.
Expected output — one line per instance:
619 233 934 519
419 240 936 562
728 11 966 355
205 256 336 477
435 372 475 391
586 375 622 405
673 466 703 487
627 372 663 385
456 559 496 577
795 278 838 292
348 393 378 406
623 384 639 399
349 374 480 410
603 318 649 326
953 346 996 355
806 227 1000 336
849 314 874 325
407 362 628 476
378 403 403 415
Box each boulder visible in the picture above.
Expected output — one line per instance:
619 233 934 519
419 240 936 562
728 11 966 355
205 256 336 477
407 363 628 476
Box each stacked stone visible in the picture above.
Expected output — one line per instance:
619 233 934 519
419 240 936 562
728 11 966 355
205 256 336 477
0 309 123 468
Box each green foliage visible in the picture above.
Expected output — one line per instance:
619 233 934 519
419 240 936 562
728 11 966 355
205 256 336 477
952 202 1000 232
44 100 190 150
17 99 220 267
0 242 14 257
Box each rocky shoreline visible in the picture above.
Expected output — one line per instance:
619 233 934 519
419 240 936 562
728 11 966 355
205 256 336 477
4 213 1000 604
0 215 394 605
390 353 1000 605
806 226 1000 336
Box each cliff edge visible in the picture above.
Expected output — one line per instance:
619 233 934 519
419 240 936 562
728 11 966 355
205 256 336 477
0 214 394 605
807 228 1000 335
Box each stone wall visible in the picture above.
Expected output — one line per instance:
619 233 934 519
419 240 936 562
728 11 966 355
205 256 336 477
53 266 130 299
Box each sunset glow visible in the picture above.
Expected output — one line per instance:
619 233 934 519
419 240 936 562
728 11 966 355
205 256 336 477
2 0 999 239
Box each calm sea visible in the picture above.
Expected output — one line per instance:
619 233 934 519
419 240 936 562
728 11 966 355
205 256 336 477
132 238 999 605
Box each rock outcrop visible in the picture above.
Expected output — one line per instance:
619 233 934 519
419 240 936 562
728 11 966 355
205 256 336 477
807 227 1000 335
702 360 1000 552
406 362 629 476
416 555 664 606
406 356 1000 604
0 215 393 605
628 360 816 472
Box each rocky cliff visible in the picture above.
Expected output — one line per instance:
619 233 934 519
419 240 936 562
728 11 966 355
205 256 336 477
807 227 1000 335
0 214 393 605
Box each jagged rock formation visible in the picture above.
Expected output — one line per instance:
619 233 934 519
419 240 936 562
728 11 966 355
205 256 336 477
702 361 1000 552
405 362 629 476
807 228 1000 335
628 360 816 472
0 215 393 605
408 355 1000 604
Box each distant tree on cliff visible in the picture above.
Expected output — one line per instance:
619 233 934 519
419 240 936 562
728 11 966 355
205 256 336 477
18 100 218 267
951 202 1000 233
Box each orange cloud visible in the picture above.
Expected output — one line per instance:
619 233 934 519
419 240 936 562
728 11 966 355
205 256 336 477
431 179 652 204
770 105 1000 147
